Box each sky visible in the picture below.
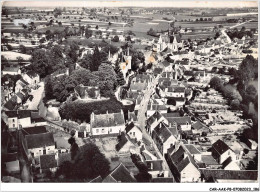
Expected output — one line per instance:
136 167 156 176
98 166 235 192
3 0 258 8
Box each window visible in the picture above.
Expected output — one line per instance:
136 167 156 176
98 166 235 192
133 132 135 136
48 148 50 150
12 119 15 122
110 129 112 132
102 129 105 133
13 124 15 128
228 151 230 155
96 129 99 133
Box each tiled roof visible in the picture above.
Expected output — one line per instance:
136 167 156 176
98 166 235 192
130 81 147 91
212 139 230 155
3 97 17 110
153 122 173 143
116 133 134 152
40 154 57 169
192 121 208 130
161 60 170 67
25 132 55 149
184 144 201 155
22 126 47 135
26 71 38 78
200 169 258 181
167 86 185 93
103 163 136 183
91 112 125 128
16 92 25 100
147 104 167 111
153 68 163 76
5 110 31 119
162 112 181 118
221 156 233 169
125 122 141 134
201 155 219 166
166 116 191 126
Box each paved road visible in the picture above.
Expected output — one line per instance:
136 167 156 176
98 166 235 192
137 75 159 144
26 82 45 110
136 74 174 180
221 20 253 44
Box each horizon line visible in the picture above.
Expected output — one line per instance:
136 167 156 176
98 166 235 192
2 1 258 8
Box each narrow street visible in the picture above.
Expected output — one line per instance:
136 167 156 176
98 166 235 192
137 74 174 180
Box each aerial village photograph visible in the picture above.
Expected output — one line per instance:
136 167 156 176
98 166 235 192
0 0 259 191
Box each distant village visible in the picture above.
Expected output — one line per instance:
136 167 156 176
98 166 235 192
1 5 258 183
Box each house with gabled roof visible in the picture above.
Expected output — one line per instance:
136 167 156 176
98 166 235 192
166 116 192 131
116 132 136 153
3 110 46 131
125 122 142 141
152 122 177 155
161 86 185 98
90 110 125 137
146 110 168 135
146 103 168 118
167 144 200 183
191 121 210 136
15 78 29 93
22 71 40 86
102 163 136 183
25 132 55 158
211 139 237 164
2 95 19 111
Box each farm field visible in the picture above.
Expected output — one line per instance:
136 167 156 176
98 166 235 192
35 26 66 33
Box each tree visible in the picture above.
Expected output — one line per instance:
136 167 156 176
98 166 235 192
147 28 158 37
112 35 119 42
126 35 131 42
90 46 101 71
78 54 93 70
29 49 51 78
209 76 223 90
19 45 27 54
114 60 125 86
246 85 257 96
71 68 97 86
93 63 117 97
59 98 123 123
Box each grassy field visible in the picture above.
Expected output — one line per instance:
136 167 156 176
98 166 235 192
35 26 66 33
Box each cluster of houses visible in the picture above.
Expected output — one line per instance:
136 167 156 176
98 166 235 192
2 71 40 111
